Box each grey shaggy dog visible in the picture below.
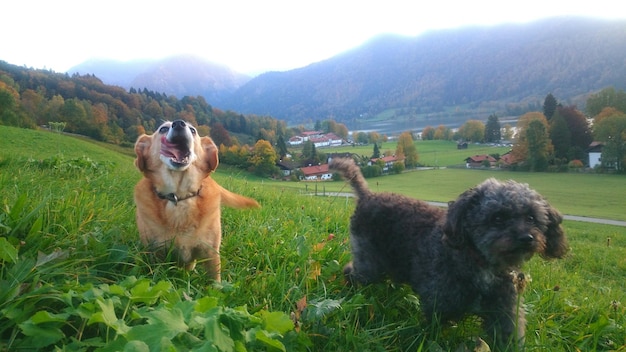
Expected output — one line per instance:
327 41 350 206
330 157 568 350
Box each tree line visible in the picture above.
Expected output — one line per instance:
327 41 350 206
0 61 288 148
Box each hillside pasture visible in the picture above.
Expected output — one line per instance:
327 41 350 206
0 126 625 351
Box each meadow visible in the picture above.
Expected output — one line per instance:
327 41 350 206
1 125 625 351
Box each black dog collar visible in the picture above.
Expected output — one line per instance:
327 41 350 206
154 186 202 206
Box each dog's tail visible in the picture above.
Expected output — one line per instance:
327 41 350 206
220 187 260 209
329 157 370 198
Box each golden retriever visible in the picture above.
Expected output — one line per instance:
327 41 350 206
134 119 259 280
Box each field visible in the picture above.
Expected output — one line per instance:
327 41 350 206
1 125 625 351
321 139 512 168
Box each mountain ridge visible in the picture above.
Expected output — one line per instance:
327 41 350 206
216 17 626 124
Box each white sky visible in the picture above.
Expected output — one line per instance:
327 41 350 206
2 0 625 75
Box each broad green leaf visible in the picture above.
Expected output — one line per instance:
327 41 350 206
257 311 294 335
255 329 286 352
0 237 18 263
195 296 219 313
122 340 150 352
18 320 64 348
29 310 69 324
124 307 188 349
204 315 235 352
130 279 173 304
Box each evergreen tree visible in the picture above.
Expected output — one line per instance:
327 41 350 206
276 135 288 158
484 114 501 143
543 93 557 120
549 111 571 159
372 143 381 158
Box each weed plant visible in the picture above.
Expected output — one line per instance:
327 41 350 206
1 126 625 351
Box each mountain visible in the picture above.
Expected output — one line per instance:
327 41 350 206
69 55 251 102
216 17 626 125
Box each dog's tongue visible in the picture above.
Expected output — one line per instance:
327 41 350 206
161 136 190 162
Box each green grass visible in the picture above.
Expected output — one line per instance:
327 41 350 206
326 139 511 167
1 126 625 351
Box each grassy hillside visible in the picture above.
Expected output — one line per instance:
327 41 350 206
1 126 625 351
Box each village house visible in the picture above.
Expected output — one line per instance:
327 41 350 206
288 131 344 147
498 151 517 168
465 155 497 168
369 155 405 172
300 163 333 181
587 141 604 168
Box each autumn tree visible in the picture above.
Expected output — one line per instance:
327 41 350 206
484 114 501 143
421 126 435 140
434 125 453 140
543 93 558 120
249 139 278 176
458 120 485 143
210 122 232 147
512 112 553 171
526 119 551 171
556 105 592 160
396 131 419 168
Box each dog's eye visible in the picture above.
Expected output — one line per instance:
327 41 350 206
526 215 535 224
190 127 197 135
158 126 169 134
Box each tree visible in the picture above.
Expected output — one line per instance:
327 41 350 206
557 106 592 156
593 111 626 172
484 114 501 143
458 120 485 143
276 135 289 158
586 87 626 117
249 140 278 176
396 131 419 168
512 112 553 170
543 93 558 120
434 125 453 140
549 111 571 159
372 143 381 158
421 126 435 140
526 119 551 171
210 122 232 147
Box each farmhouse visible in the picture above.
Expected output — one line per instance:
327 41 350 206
465 155 497 168
300 164 333 181
499 151 517 168
369 155 405 172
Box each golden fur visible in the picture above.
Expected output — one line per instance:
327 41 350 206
134 120 259 280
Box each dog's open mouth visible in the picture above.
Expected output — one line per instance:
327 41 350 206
160 136 191 166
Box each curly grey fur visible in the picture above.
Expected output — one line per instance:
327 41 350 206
329 157 568 350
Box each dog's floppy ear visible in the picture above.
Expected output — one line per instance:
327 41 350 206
134 134 152 172
443 188 479 248
541 205 569 259
200 136 219 172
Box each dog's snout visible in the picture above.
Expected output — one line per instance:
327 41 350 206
172 120 187 130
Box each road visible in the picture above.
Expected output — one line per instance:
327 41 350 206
315 193 626 227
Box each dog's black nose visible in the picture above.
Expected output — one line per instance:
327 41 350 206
521 234 534 243
171 120 187 131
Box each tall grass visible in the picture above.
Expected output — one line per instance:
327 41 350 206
1 126 625 351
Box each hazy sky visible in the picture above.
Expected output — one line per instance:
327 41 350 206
3 0 624 75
